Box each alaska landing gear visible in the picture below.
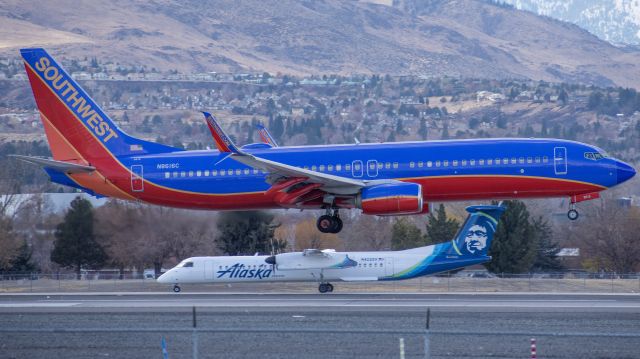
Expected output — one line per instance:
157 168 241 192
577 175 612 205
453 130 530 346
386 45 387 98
318 283 334 293
173 284 181 293
317 209 343 234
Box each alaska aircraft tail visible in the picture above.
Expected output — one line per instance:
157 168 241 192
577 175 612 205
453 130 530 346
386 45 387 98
20 48 178 164
444 205 505 258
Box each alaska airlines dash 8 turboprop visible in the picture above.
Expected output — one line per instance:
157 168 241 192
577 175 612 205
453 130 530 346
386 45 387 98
158 205 504 293
16 48 636 233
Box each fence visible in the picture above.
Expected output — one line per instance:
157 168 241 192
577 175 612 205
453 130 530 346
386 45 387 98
2 308 639 359
1 271 639 293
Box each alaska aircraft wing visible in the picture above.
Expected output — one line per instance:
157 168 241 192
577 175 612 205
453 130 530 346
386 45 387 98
267 250 358 270
10 155 95 173
303 249 336 257
203 112 365 195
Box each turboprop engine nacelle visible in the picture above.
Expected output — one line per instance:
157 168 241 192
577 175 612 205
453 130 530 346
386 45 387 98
355 182 424 215
265 250 357 270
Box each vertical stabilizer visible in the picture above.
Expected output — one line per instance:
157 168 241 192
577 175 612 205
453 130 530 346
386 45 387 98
20 48 178 161
446 205 505 257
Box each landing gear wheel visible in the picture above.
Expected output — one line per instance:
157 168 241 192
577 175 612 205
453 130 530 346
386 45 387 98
318 283 329 293
173 285 181 293
326 283 334 292
567 209 579 221
330 217 343 234
317 215 334 233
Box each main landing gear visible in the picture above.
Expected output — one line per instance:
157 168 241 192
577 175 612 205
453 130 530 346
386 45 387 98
567 206 579 221
318 283 334 293
316 209 343 234
173 284 181 293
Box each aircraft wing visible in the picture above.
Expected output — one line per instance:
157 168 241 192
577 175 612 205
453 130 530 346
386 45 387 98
231 151 365 193
202 112 366 196
302 249 336 257
10 155 95 173
268 251 358 270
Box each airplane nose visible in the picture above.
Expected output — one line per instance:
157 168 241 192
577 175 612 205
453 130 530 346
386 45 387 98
157 272 170 284
616 160 636 184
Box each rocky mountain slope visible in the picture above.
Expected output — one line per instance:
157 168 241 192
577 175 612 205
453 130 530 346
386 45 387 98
1 0 640 88
501 0 640 46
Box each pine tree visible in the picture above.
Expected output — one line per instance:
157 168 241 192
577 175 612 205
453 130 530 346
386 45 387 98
441 123 449 139
424 204 460 245
216 211 283 255
530 217 564 272
418 118 428 140
51 197 107 279
6 240 36 272
391 218 423 250
558 89 568 105
484 200 537 274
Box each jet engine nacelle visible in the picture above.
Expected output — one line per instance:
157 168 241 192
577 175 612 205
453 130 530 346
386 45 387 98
356 182 424 215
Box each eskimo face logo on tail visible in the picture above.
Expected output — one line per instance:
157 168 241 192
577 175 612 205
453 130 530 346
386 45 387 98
459 213 497 255
464 224 488 254
32 56 119 143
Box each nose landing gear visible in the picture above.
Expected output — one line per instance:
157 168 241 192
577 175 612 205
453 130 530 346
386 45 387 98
173 284 181 293
316 209 343 233
318 283 334 293
566 192 600 221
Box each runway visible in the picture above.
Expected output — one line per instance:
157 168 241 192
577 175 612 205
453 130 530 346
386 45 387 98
1 293 639 358
0 292 638 310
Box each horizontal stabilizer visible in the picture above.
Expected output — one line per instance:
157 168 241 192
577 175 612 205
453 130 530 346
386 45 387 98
10 155 95 173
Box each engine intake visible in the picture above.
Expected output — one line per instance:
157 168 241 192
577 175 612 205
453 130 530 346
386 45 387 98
356 182 423 215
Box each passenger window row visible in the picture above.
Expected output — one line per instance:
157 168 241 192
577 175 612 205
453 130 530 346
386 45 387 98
410 156 549 168
358 262 382 267
165 168 264 179
163 156 550 179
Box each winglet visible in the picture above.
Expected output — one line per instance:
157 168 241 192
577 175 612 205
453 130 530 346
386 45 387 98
256 124 279 147
202 112 240 153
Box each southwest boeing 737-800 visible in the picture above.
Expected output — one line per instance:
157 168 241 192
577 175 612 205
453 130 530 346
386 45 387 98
158 205 504 293
15 48 636 233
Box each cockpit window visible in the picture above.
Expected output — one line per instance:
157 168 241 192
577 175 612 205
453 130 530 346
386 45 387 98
179 261 194 268
584 152 607 161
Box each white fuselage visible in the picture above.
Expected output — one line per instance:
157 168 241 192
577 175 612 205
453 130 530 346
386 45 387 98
157 246 437 285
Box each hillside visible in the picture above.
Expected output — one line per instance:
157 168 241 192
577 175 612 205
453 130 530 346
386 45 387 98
501 0 640 46
1 0 640 88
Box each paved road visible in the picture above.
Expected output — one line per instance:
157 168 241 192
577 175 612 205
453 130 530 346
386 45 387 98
0 293 638 358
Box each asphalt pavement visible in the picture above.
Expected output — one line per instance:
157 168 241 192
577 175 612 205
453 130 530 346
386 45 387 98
0 293 638 358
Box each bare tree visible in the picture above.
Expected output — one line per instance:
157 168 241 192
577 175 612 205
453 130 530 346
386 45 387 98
0 171 22 269
573 201 640 273
96 202 218 277
339 214 392 251
294 219 343 250
0 216 20 269
12 194 57 272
